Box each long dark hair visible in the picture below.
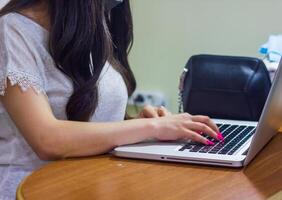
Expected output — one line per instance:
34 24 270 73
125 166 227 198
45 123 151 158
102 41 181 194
0 0 136 121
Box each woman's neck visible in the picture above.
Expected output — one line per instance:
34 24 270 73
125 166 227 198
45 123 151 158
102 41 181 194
19 1 50 31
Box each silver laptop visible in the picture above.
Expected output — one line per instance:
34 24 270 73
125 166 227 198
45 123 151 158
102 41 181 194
113 59 282 167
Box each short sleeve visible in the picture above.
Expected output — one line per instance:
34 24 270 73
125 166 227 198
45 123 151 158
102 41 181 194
0 15 47 113
0 15 46 97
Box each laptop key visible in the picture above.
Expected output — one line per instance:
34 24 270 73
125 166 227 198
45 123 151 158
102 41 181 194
178 144 194 151
199 146 214 153
208 143 225 154
180 124 256 155
227 130 255 155
218 129 247 154
219 124 231 133
221 126 246 144
221 125 239 137
208 125 247 154
218 144 235 154
242 126 255 135
228 149 236 155
189 144 206 152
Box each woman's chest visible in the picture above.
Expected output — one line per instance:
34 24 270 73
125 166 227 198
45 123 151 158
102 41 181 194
44 62 128 122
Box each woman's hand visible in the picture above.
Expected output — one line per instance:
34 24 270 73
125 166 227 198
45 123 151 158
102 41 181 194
151 113 223 145
135 106 223 145
136 105 171 118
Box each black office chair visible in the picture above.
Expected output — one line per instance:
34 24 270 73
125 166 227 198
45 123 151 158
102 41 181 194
179 54 272 121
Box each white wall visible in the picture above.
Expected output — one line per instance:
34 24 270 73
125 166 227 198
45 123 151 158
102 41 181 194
130 0 282 112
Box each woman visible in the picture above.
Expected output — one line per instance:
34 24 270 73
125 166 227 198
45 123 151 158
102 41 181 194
0 0 223 199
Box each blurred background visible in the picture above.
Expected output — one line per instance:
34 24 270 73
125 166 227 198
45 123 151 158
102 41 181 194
1 0 282 113
129 0 282 113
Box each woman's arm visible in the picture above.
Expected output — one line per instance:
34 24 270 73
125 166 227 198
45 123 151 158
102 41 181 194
0 82 220 161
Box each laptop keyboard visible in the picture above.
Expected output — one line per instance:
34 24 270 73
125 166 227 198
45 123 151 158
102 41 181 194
178 123 256 155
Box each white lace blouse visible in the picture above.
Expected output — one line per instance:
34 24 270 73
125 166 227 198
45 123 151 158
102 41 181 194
0 13 128 200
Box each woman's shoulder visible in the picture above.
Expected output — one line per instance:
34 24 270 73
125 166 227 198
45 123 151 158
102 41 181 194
0 13 31 32
0 13 21 38
0 12 19 26
0 13 50 97
0 12 48 44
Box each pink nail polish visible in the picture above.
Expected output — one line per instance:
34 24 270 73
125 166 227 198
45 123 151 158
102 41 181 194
206 140 215 145
217 133 224 141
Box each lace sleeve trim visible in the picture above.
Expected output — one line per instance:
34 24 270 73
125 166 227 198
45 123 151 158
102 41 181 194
0 70 45 96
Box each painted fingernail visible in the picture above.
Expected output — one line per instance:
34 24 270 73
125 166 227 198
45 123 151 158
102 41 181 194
197 131 203 135
206 140 215 145
217 133 224 141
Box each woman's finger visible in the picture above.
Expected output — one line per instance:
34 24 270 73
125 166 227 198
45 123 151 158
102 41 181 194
191 115 220 133
185 121 222 141
183 129 214 145
141 105 159 118
157 106 171 117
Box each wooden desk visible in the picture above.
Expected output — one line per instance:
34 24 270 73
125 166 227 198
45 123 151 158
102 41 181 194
18 134 282 200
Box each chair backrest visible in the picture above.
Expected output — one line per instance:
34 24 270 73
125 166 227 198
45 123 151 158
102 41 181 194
180 54 271 121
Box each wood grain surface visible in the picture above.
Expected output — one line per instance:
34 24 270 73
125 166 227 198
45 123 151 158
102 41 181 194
19 134 282 200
